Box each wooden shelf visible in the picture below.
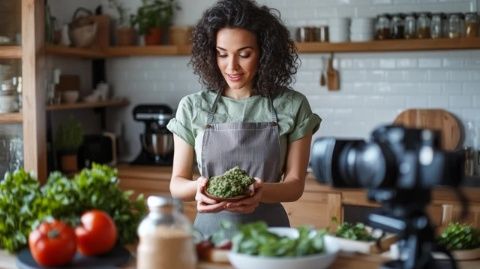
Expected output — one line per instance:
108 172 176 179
45 45 106 58
46 98 129 111
0 112 22 123
106 45 192 56
296 37 480 53
45 38 480 58
0 46 22 59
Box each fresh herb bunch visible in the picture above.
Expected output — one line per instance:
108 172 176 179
232 222 326 257
206 166 255 198
0 164 147 253
0 169 45 252
335 222 375 241
437 222 480 250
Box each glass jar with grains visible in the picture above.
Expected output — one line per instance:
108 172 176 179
448 13 464 38
417 12 431 39
430 13 445 39
391 13 405 39
375 13 391 40
404 13 417 39
137 195 197 269
465 12 478 38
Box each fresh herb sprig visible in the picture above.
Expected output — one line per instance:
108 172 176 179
335 222 375 242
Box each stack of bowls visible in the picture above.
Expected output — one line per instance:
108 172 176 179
0 80 18 113
350 17 375 42
329 17 350 43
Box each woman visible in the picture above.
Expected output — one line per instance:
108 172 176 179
167 0 321 236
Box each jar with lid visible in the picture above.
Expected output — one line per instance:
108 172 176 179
375 13 391 40
416 12 431 39
465 12 478 38
137 195 197 269
404 13 417 39
448 13 464 38
430 13 445 39
390 13 405 39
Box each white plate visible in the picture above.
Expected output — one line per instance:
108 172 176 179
228 227 339 269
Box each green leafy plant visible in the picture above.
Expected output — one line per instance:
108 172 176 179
108 0 132 27
0 164 147 253
54 117 84 153
437 222 480 250
131 0 180 35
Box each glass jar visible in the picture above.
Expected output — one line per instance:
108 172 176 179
391 13 405 39
137 196 197 269
430 13 445 39
404 13 417 39
465 12 478 38
375 14 391 40
417 12 431 39
448 13 463 38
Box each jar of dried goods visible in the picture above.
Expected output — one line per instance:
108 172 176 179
417 12 431 39
404 13 417 39
137 196 197 269
465 12 478 38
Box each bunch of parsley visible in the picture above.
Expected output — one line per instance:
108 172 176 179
0 164 146 253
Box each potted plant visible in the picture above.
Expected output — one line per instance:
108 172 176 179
131 0 180 45
108 0 136 46
54 117 84 174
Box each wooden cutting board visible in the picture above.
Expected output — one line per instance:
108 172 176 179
393 109 462 151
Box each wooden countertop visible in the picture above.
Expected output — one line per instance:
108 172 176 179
2 249 479 269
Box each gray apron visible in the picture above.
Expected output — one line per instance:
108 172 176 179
195 91 290 237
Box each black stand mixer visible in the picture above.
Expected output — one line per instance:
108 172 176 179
131 104 174 165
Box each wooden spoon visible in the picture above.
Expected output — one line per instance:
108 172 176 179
327 53 340 91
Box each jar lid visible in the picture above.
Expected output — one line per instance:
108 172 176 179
147 195 173 209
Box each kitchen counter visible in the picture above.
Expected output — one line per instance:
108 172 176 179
1 249 479 269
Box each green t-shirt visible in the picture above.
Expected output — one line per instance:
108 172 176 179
167 89 321 172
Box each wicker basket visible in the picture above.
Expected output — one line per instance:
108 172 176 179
69 7 97 48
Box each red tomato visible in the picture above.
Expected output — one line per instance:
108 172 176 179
28 220 77 266
75 210 118 256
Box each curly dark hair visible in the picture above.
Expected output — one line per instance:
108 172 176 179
190 0 299 96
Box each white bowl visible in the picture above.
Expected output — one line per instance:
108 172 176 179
228 227 339 269
61 90 79 103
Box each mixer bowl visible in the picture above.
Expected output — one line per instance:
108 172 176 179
141 133 174 157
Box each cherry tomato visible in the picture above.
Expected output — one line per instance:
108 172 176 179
75 210 117 256
28 220 77 266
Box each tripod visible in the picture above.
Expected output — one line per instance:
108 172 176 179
367 189 457 269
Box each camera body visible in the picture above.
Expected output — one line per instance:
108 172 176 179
311 125 464 191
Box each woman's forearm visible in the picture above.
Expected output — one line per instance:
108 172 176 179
170 176 197 201
261 177 305 203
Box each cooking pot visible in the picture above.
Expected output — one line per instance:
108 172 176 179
141 132 173 157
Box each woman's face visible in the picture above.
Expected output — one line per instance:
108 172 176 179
216 27 259 97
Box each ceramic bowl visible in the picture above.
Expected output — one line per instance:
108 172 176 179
61 90 79 103
228 228 339 269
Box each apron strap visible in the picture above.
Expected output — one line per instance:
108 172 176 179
206 90 223 127
206 90 279 127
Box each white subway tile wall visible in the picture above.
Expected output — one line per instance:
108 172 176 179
101 0 480 160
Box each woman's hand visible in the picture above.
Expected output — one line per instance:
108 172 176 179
224 178 263 214
195 176 227 213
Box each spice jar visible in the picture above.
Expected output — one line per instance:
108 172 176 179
465 12 478 38
417 12 431 39
375 14 391 40
391 13 405 39
448 13 463 38
137 196 197 269
430 13 445 39
404 13 417 39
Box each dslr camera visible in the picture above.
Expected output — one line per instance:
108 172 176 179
310 124 464 190
310 124 466 269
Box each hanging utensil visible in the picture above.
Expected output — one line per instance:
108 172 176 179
327 53 340 91
320 56 326 86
